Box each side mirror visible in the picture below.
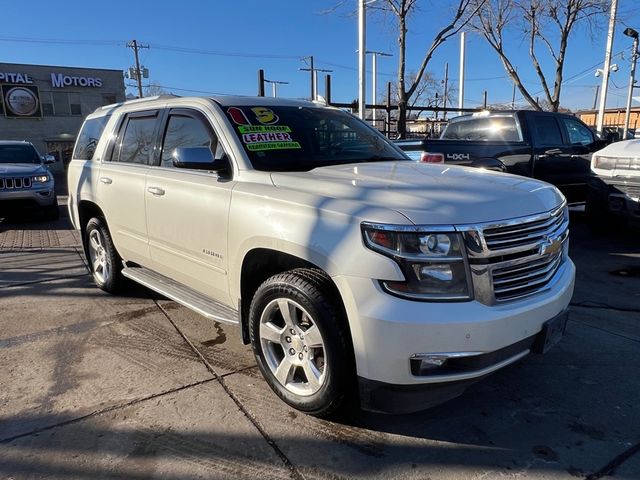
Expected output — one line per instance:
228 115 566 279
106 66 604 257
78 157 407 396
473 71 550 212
43 155 56 164
172 146 227 172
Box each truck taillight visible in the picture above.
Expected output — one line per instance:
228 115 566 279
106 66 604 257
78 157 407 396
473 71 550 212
420 152 444 163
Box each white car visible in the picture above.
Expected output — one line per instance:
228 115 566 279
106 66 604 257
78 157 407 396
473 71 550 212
587 139 640 225
67 95 574 416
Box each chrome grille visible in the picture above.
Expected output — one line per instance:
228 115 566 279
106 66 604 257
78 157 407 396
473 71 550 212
483 206 566 251
0 177 31 189
492 249 563 301
618 184 640 198
460 204 569 304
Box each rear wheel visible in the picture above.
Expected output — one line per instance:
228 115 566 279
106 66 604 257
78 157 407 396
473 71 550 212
85 217 124 293
249 268 352 418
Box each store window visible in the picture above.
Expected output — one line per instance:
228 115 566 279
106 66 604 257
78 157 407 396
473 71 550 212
69 93 81 116
53 92 71 116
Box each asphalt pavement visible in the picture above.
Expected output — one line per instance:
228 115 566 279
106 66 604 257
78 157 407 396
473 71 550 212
0 201 638 480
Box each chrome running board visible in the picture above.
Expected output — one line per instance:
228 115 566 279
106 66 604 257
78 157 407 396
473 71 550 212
122 266 239 325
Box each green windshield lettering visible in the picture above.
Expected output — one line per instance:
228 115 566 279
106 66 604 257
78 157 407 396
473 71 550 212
246 141 302 151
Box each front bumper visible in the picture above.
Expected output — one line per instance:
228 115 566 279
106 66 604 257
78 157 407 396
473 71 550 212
588 175 640 218
0 183 56 209
358 309 569 413
333 258 575 412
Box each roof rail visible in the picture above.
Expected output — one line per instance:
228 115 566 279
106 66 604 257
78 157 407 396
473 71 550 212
94 94 181 113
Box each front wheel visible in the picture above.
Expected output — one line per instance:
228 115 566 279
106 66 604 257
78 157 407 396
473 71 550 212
85 217 124 293
249 268 352 418
44 197 59 221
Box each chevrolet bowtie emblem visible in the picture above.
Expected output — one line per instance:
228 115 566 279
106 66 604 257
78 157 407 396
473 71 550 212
540 235 562 256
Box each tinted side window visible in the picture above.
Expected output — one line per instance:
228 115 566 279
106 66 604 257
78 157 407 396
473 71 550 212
117 115 158 165
532 116 563 146
73 115 110 160
562 118 594 145
160 114 217 168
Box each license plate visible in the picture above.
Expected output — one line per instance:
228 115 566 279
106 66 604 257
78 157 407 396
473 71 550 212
532 311 569 354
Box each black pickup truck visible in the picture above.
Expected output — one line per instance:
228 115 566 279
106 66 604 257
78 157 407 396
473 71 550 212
395 110 606 204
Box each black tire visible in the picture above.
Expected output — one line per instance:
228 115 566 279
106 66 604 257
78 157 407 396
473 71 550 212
85 217 124 293
44 197 60 221
585 189 626 232
249 268 353 418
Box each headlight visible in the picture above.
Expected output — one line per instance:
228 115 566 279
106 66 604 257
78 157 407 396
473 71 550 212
593 155 640 171
362 223 472 301
32 175 50 183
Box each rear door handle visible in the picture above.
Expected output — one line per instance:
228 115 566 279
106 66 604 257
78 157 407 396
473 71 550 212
100 177 112 184
147 186 165 196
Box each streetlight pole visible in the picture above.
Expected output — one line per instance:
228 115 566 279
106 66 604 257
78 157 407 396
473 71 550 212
443 62 449 120
623 27 639 140
366 50 392 129
458 31 466 116
264 79 289 98
358 0 366 119
596 0 619 136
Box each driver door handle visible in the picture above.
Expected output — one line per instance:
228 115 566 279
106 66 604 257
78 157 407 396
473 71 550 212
100 177 112 184
147 186 165 196
543 148 563 156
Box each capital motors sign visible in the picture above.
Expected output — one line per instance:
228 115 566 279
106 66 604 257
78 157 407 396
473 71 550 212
2 84 42 118
50 73 103 88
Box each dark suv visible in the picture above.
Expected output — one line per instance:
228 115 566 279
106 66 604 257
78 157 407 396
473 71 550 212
0 141 59 220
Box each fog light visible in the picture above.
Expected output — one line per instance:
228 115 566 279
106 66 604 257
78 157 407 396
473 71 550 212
410 354 449 375
410 352 483 376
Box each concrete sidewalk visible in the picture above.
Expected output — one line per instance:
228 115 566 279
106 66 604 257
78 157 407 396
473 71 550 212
0 213 639 479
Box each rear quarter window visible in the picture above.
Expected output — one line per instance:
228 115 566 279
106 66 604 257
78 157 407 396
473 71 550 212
442 116 521 141
73 115 110 160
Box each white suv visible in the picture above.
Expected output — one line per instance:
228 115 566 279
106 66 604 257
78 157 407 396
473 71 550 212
68 95 575 416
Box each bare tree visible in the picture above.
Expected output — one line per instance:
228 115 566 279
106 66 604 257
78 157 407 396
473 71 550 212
473 0 606 111
386 71 457 118
379 0 484 137
144 82 170 97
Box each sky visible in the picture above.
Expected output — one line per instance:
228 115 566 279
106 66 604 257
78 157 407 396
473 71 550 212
1 0 639 112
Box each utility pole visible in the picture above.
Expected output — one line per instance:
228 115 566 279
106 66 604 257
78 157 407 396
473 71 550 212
264 79 289 98
367 50 392 128
596 0 618 136
443 62 449 120
458 31 466 116
511 67 517 109
300 57 331 100
623 28 639 139
127 39 149 98
300 56 315 99
358 0 366 119
592 85 600 110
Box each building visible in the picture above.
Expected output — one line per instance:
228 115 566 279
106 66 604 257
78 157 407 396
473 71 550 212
0 62 125 171
577 107 640 133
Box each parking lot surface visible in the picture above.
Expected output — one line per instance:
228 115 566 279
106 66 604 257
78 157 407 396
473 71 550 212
1 201 639 479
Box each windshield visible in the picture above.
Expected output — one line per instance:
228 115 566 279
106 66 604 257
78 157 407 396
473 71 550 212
0 144 41 164
223 105 407 171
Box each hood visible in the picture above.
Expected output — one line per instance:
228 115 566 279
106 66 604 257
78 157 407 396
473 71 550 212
0 163 47 175
270 162 564 225
596 139 640 158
